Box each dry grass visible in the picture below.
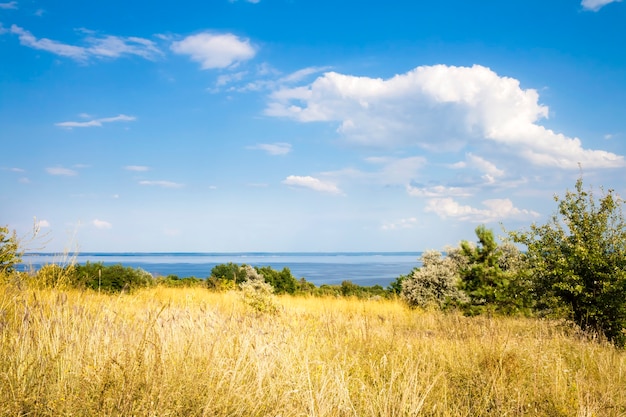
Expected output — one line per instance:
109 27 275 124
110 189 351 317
1 283 625 416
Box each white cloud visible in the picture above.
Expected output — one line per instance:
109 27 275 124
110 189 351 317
266 64 624 170
37 219 50 228
139 180 184 188
124 165 150 171
55 114 136 128
215 71 248 87
46 167 77 176
425 198 539 223
2 167 25 172
247 142 292 155
85 35 162 60
213 65 329 93
381 217 418 231
0 1 17 9
9 25 161 61
364 156 426 185
581 0 622 11
282 175 342 195
407 184 473 198
92 219 112 229
11 25 89 60
171 32 255 69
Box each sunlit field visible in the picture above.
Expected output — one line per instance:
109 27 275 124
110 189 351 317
1 284 625 416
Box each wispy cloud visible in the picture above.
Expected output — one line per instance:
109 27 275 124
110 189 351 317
37 219 50 228
171 32 255 69
407 184 474 198
216 65 330 93
247 142 292 155
92 219 112 229
381 217 418 231
55 114 136 128
9 25 162 62
282 175 342 195
2 167 25 173
425 198 539 223
266 64 625 170
46 167 77 176
581 0 622 11
139 180 184 188
0 1 17 9
124 165 150 171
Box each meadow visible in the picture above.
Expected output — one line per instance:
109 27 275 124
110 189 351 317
1 284 625 416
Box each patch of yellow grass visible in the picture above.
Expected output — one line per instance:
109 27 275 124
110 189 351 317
1 283 625 416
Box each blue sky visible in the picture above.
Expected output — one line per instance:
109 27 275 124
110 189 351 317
1 0 625 252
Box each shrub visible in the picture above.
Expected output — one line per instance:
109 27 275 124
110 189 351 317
239 268 278 314
0 225 21 275
34 264 77 289
256 266 298 294
511 176 626 346
401 249 467 309
74 262 154 293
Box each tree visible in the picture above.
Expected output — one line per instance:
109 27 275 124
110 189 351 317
0 226 21 275
257 266 298 294
511 177 626 346
459 226 529 315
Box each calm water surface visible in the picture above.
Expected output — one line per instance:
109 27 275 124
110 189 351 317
21 252 422 287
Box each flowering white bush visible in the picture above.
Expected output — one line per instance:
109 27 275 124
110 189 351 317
239 267 278 314
401 249 467 309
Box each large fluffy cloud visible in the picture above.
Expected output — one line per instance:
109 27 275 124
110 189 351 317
266 64 624 169
171 32 255 69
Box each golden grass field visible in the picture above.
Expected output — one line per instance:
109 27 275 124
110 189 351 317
1 284 625 416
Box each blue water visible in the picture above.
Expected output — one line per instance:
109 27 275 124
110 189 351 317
20 252 422 287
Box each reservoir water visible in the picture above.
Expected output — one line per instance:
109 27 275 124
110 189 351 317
20 252 422 287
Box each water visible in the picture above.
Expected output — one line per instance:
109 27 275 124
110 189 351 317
20 252 422 287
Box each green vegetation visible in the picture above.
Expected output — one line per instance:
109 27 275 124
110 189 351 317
1 176 626 414
511 177 626 346
0 225 21 275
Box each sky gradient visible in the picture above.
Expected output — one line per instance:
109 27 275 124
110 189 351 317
1 0 625 252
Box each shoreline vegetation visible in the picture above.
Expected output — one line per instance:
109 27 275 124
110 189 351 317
1 176 626 415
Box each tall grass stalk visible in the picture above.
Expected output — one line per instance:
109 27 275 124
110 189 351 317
1 283 625 416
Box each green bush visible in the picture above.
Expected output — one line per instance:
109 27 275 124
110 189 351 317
511 177 626 346
0 226 21 276
256 266 298 294
156 274 203 288
73 262 154 293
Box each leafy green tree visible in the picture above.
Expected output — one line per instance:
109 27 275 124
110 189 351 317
210 262 247 284
0 226 21 275
257 266 298 294
459 226 530 315
511 177 626 346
